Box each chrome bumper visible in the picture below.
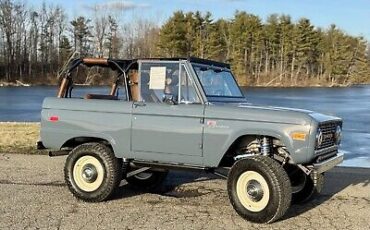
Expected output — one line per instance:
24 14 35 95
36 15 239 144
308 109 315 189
308 152 344 174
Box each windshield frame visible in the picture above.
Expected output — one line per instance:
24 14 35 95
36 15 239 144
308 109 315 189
191 63 245 99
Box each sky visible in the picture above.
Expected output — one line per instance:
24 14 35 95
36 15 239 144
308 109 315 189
31 0 370 40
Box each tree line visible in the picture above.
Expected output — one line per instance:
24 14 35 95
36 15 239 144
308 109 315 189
0 0 369 86
158 11 370 86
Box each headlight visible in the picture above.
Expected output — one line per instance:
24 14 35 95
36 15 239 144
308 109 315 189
316 128 323 148
335 125 342 145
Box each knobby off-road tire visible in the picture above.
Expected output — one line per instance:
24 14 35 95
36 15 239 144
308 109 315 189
126 169 168 191
64 143 122 202
289 168 325 204
227 156 291 223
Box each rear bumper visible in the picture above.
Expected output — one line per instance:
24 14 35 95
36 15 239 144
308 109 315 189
308 152 344 174
36 141 47 150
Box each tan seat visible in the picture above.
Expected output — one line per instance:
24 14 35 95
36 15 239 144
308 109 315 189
129 71 140 102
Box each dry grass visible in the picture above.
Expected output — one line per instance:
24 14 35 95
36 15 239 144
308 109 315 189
0 122 43 154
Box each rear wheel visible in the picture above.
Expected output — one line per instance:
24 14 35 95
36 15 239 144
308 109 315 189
64 143 122 202
227 156 291 223
126 169 168 191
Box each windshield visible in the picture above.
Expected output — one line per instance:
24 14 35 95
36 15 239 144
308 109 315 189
192 64 244 98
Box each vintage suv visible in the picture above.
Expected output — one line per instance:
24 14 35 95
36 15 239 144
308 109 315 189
38 57 344 223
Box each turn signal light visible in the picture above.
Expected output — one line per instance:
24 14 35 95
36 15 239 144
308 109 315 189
291 132 306 141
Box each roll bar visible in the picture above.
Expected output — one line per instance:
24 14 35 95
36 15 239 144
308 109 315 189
57 58 131 99
82 58 109 66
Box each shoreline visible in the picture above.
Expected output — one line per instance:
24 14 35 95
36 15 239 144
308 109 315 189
1 81 369 88
0 84 367 89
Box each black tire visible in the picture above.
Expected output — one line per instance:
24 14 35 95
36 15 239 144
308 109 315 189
287 165 324 204
126 169 168 191
227 156 291 223
64 143 122 202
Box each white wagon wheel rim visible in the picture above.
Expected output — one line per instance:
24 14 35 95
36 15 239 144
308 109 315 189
73 156 104 192
236 171 270 212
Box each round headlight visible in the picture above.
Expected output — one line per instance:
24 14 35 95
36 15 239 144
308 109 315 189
335 126 342 145
316 128 323 148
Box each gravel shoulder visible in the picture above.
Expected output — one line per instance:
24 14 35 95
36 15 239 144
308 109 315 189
0 154 369 230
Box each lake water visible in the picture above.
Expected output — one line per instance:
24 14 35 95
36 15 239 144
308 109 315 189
0 85 369 168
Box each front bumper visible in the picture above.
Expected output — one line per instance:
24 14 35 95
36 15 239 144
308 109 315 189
308 152 344 174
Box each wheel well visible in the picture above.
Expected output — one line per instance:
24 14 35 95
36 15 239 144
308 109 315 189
218 135 286 167
61 137 113 152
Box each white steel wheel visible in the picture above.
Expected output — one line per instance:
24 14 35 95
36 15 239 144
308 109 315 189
64 143 122 202
227 156 291 223
236 171 270 212
73 156 105 192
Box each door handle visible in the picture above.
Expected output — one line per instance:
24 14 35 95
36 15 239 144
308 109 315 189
133 101 146 108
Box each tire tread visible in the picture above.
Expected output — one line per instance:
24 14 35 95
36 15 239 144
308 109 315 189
227 156 291 223
64 142 122 202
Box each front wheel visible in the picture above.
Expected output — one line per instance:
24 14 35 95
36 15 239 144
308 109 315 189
64 143 122 202
227 156 291 223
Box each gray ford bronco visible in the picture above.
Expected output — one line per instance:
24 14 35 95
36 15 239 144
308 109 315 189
38 57 344 223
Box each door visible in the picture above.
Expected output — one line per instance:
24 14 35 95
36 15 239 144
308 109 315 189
131 61 204 165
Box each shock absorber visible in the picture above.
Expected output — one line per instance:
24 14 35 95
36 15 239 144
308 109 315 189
261 136 271 156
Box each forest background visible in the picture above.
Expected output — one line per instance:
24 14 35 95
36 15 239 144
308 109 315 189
0 0 369 87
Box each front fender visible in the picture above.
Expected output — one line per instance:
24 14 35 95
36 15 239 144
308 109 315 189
202 119 312 167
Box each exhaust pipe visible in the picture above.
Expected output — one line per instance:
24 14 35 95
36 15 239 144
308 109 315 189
48 150 69 157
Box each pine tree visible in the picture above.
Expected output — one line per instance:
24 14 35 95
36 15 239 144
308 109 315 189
70 16 92 57
158 11 187 57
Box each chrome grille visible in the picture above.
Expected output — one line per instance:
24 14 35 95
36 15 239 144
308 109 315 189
316 122 340 150
314 146 338 162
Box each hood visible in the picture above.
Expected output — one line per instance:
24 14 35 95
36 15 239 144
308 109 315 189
206 102 340 125
237 103 313 114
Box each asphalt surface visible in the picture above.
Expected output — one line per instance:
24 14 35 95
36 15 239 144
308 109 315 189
0 154 369 230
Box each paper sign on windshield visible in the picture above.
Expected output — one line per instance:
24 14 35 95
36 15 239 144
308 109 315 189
149 67 166 89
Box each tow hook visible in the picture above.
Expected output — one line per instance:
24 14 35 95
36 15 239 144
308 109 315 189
297 164 312 175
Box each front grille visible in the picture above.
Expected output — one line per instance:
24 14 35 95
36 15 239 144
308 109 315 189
316 121 340 150
314 146 338 163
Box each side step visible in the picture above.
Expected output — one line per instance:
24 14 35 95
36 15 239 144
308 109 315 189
130 160 208 171
130 160 230 179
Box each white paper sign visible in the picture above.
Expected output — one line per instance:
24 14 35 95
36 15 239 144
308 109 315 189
149 67 166 89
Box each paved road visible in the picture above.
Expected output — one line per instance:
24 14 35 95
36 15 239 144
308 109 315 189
0 154 369 230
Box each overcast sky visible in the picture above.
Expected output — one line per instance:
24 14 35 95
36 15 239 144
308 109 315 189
32 0 370 40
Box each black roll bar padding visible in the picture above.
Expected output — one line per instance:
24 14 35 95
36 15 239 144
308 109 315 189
107 60 130 100
67 79 73 98
67 58 83 74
